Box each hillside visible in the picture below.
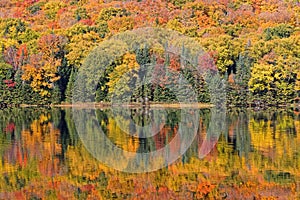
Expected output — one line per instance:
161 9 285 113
0 0 299 107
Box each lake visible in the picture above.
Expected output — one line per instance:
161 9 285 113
0 107 299 199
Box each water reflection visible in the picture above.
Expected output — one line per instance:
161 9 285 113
73 107 203 172
0 107 299 199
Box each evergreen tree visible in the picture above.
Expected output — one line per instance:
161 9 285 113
232 52 253 106
65 68 77 103
135 44 152 102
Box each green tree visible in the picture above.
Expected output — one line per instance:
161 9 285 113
228 52 253 106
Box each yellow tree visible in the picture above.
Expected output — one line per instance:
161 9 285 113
107 53 140 100
248 63 274 95
65 30 101 68
107 16 134 34
21 34 65 97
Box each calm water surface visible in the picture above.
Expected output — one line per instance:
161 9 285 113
0 107 299 199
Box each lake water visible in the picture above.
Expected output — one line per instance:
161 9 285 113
0 107 299 199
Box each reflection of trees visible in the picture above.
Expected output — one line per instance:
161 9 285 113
249 110 300 172
96 107 182 153
233 110 251 158
0 108 65 192
74 106 199 172
1 108 300 198
198 107 225 159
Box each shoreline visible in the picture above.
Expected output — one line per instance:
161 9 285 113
19 102 215 109
1 102 297 110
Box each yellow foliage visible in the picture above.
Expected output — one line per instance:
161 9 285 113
107 53 139 95
106 116 140 153
0 38 19 52
295 71 300 92
21 58 60 96
65 31 101 68
43 1 66 20
108 16 134 34
249 114 300 172
248 63 274 93
166 19 184 33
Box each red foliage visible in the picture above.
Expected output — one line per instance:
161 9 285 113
152 56 167 87
4 122 15 133
156 186 177 199
80 184 96 193
47 21 60 29
169 54 181 71
4 141 28 167
3 79 16 88
16 44 29 68
13 191 25 200
16 143 28 167
57 8 67 16
196 181 216 198
198 52 218 73
13 8 24 18
15 0 39 8
151 53 183 87
79 19 94 26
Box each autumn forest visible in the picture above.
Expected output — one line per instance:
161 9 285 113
1 0 300 199
0 0 299 107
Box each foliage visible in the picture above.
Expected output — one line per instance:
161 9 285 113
74 7 89 21
264 24 294 41
0 0 298 106
97 7 130 22
65 30 101 68
21 34 65 98
43 1 66 20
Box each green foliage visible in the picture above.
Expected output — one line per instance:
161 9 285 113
153 86 177 102
17 28 40 44
95 65 113 102
132 45 152 101
264 24 294 41
50 84 62 104
235 53 252 88
97 7 130 22
93 20 110 38
43 1 66 20
223 24 243 37
65 69 75 103
0 18 27 40
27 2 46 15
0 62 13 80
74 7 89 21
170 0 194 8
182 68 210 103
226 52 253 107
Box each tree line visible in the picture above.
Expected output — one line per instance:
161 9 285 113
0 0 299 107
